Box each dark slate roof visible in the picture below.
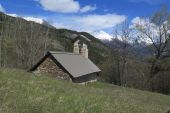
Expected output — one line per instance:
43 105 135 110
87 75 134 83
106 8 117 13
50 51 100 78
30 51 101 78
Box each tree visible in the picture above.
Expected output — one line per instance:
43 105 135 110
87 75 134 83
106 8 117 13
134 6 170 77
112 20 133 85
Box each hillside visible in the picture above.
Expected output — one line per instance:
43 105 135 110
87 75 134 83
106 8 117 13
0 12 112 72
0 69 170 113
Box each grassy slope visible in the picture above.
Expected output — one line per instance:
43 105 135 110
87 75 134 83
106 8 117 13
0 69 170 113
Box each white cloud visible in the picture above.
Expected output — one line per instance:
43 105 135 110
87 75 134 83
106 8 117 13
37 0 79 13
91 31 113 41
75 14 126 31
51 13 126 41
131 17 150 27
130 17 150 29
50 13 126 32
129 0 161 4
36 0 96 13
80 5 96 13
0 4 5 12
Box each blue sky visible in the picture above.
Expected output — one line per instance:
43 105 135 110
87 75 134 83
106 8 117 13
0 0 170 40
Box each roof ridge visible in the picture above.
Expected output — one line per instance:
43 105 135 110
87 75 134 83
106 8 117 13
49 51 80 55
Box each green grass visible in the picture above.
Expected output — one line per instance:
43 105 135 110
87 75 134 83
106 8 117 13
0 69 170 113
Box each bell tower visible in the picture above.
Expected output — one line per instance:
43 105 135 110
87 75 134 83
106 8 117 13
73 40 80 54
80 43 88 58
73 35 91 58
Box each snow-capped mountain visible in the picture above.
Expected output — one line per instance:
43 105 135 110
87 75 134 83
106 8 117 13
91 30 153 46
23 17 44 24
6 13 18 18
91 31 113 41
6 13 55 28
7 13 44 24
6 13 46 24
91 30 128 42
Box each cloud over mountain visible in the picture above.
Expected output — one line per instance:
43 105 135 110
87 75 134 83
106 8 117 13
52 13 126 32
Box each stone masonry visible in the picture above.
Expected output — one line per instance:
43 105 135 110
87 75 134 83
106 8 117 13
34 57 71 81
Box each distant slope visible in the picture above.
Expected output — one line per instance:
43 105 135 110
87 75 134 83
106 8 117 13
0 12 112 69
0 69 170 113
104 39 152 59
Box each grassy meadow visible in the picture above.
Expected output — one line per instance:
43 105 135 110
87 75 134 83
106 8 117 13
0 69 170 113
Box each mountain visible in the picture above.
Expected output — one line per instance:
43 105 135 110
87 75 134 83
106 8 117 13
6 13 43 23
23 16 44 24
6 13 55 28
102 38 151 59
42 20 56 28
91 31 113 41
